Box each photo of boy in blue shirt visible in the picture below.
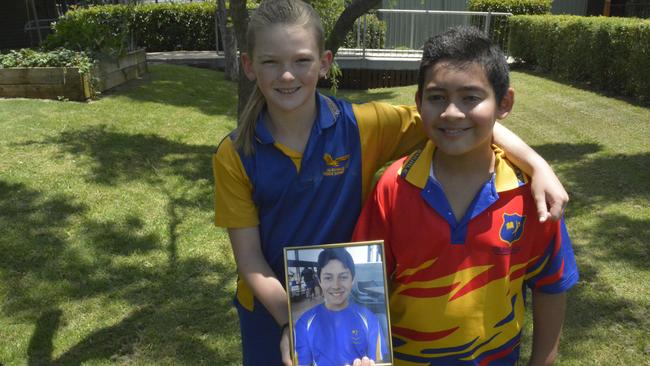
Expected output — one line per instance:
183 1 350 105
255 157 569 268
294 248 387 366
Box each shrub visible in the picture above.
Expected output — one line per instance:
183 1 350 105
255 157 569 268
469 0 552 51
468 0 552 14
309 0 346 36
45 3 217 56
131 3 216 52
509 15 650 101
0 48 94 74
343 13 386 49
45 5 132 58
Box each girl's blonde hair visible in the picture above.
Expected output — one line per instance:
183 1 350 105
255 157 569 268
234 0 326 155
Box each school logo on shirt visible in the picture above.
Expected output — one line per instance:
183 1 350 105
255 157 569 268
351 328 361 344
499 213 526 246
323 153 350 176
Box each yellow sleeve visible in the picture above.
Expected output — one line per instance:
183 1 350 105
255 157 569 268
212 137 259 228
353 101 427 200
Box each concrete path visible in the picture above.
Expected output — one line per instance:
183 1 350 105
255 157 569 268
146 49 423 70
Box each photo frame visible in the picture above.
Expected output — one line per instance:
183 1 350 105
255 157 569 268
284 240 393 366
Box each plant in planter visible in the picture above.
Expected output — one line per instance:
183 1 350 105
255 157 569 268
0 48 96 101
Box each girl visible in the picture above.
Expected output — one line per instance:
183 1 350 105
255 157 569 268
212 1 568 365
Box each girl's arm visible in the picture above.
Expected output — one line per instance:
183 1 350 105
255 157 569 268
227 227 293 366
493 122 569 222
529 291 566 366
228 227 288 325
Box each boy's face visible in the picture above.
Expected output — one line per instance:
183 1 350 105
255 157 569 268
415 61 513 156
319 259 353 311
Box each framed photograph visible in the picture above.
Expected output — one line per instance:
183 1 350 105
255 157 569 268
284 240 393 366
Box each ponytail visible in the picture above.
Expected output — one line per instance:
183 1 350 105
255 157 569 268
234 85 265 156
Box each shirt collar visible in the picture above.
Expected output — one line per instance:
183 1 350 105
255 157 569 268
399 141 528 192
254 92 340 145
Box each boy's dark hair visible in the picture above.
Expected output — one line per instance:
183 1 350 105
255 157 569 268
317 248 355 279
418 26 510 103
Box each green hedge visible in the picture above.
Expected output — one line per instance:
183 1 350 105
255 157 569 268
131 3 216 52
469 0 551 52
468 0 552 14
45 5 132 57
46 3 216 56
45 2 380 55
509 15 650 101
343 13 386 49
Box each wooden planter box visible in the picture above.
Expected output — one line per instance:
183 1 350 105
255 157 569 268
0 67 92 101
0 49 148 101
94 48 147 93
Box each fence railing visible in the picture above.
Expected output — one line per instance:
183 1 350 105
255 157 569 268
344 9 513 59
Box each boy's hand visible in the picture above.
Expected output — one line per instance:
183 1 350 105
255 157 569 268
348 356 376 366
531 167 569 223
280 326 292 366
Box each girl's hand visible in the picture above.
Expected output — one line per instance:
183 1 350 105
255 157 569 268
280 325 292 366
348 356 376 366
530 166 569 223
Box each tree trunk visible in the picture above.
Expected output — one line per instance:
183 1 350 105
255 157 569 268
231 0 254 121
216 0 239 81
325 0 382 56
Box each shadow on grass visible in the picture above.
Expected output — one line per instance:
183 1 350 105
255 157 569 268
583 213 650 270
510 64 650 109
522 143 650 361
560 258 649 363
532 142 602 164
100 64 239 118
1 176 239 363
532 143 650 208
18 124 214 205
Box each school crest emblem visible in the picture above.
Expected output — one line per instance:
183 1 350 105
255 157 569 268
499 213 526 245
323 153 350 176
351 329 361 344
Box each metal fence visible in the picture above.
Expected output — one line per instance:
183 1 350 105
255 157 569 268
340 9 513 59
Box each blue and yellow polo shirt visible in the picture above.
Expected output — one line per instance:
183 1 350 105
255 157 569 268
213 92 424 311
353 141 579 365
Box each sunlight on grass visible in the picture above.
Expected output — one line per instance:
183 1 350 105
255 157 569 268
1 65 648 365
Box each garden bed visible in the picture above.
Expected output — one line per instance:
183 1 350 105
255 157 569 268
0 67 92 101
93 48 148 92
0 49 147 101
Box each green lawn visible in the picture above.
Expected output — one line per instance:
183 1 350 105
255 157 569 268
1 64 648 365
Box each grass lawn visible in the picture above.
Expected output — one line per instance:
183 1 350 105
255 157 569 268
1 64 648 365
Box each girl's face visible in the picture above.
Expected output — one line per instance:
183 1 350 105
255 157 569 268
319 259 353 311
242 24 332 120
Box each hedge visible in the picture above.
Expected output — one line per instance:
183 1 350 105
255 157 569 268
45 2 385 57
45 5 132 57
469 0 552 52
131 3 216 52
46 3 216 56
468 0 552 14
509 15 650 101
343 13 386 49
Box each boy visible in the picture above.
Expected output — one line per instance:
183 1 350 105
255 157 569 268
352 26 578 366
294 248 387 366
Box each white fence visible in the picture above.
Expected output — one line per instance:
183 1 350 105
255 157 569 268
343 9 513 59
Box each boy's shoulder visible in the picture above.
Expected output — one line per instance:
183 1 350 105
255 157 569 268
380 141 436 191
492 145 530 193
374 142 533 202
